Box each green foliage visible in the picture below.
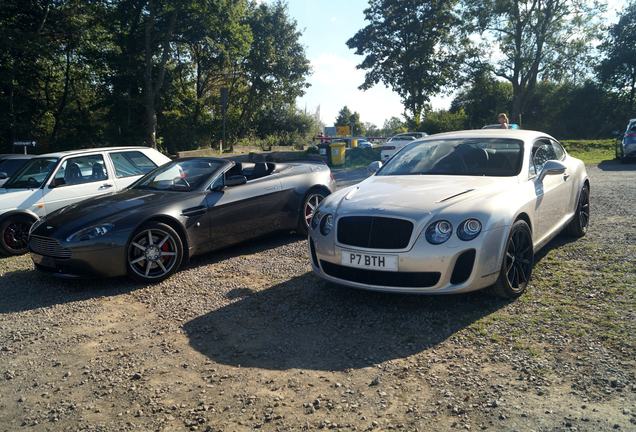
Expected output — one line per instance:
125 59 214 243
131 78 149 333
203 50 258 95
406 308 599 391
335 106 364 135
0 0 312 153
598 1 636 110
421 109 468 134
451 70 513 128
382 117 407 136
347 0 468 129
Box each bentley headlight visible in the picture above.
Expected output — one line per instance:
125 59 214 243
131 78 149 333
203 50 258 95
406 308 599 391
311 211 322 230
66 224 114 242
425 220 453 244
320 214 334 236
457 218 482 241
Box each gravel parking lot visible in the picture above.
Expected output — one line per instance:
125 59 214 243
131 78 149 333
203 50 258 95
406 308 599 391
0 162 634 431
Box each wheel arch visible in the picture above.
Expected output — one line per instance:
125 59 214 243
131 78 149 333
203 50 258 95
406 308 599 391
0 209 39 225
513 212 532 233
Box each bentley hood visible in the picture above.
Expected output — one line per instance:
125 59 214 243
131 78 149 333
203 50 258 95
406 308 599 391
331 175 517 220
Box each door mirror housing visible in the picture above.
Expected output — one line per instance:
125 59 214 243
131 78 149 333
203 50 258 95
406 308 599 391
224 175 247 187
49 178 65 188
0 172 7 180
367 160 383 175
538 160 566 182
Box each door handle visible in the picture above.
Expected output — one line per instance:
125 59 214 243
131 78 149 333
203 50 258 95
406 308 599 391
563 174 570 181
99 183 113 190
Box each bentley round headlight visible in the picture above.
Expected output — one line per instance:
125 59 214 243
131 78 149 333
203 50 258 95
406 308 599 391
457 218 482 241
66 224 114 242
311 211 322 230
425 220 453 244
320 214 333 236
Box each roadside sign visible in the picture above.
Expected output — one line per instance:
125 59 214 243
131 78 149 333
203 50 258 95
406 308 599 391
324 126 336 136
336 125 350 136
13 141 36 155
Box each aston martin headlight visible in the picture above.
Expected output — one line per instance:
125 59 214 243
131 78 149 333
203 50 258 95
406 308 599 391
425 220 453 244
320 214 334 236
29 218 46 235
311 211 322 230
457 218 482 241
66 224 114 242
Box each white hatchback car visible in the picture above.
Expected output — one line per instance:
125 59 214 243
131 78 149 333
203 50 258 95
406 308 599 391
380 132 428 161
0 146 171 255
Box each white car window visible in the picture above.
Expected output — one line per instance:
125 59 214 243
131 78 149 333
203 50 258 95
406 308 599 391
53 154 108 187
531 140 558 174
109 151 157 178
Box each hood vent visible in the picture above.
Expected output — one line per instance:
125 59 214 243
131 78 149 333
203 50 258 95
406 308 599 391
437 189 474 203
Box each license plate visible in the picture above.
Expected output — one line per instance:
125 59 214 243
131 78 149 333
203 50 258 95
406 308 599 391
31 253 55 268
340 250 398 271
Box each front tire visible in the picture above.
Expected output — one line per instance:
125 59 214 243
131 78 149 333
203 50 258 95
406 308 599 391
297 188 328 235
491 220 534 299
565 185 590 238
0 215 33 256
126 222 183 283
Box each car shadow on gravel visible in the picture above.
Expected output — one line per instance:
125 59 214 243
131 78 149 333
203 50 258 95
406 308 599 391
0 269 143 314
183 273 510 371
597 159 636 171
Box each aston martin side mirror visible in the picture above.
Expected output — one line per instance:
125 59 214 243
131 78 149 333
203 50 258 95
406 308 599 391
0 172 7 180
538 160 566 182
367 161 383 175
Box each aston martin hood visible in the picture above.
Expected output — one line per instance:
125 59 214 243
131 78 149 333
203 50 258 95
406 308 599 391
334 175 513 219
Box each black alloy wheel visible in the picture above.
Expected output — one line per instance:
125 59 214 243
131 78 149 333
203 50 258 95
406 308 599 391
0 216 32 256
491 220 534 299
127 222 183 283
566 185 590 237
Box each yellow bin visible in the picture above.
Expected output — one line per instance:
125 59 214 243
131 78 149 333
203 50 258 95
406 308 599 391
350 138 358 148
330 142 346 166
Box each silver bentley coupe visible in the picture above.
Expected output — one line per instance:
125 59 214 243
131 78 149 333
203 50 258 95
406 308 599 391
308 130 590 298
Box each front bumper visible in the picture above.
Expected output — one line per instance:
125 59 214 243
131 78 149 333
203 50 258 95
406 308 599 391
309 225 508 294
29 234 129 279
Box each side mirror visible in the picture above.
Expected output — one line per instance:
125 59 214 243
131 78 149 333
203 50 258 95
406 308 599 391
367 161 383 175
0 172 7 180
225 175 247 187
49 178 65 188
538 160 566 182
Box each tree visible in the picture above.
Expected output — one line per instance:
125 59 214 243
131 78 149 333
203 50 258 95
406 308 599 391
382 116 406 136
335 105 363 135
347 0 467 129
450 70 513 128
598 1 636 111
421 108 468 134
463 0 603 122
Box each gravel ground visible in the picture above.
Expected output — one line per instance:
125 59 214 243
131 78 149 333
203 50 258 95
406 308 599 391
0 161 634 431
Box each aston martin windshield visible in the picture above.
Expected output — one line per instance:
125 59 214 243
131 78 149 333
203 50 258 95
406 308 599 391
378 138 524 177
3 158 59 189
133 159 224 191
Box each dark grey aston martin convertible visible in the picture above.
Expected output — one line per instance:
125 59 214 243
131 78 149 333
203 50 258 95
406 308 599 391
28 157 335 282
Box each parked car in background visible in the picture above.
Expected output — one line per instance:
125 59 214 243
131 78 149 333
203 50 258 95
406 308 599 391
29 158 335 283
309 130 589 299
0 154 35 187
616 118 636 162
356 139 374 149
0 146 170 256
380 132 428 161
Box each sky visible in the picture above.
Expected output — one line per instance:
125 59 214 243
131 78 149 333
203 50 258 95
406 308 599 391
276 0 626 128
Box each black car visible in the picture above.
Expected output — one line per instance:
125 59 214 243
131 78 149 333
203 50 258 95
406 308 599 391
29 157 335 282
0 154 35 187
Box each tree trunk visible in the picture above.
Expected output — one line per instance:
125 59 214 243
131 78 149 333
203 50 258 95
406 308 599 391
50 48 72 149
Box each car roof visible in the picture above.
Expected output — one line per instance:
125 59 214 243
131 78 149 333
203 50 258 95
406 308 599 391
0 154 35 160
418 129 556 142
38 146 157 158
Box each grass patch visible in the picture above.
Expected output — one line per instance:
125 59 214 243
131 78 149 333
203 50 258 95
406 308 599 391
562 139 616 164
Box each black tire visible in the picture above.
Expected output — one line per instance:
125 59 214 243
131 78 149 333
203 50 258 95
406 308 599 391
565 185 590 238
490 220 534 299
0 215 33 256
297 188 328 236
126 222 183 283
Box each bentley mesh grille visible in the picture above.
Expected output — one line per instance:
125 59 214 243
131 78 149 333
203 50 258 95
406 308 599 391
320 261 440 288
337 216 413 249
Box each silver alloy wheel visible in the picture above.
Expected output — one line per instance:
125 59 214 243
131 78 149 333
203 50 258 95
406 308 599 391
128 228 179 279
304 193 325 228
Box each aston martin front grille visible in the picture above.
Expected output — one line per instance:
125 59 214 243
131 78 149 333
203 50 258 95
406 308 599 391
337 216 413 249
29 236 71 259
320 261 440 288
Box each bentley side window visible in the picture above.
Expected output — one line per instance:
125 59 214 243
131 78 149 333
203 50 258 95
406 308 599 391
531 141 557 174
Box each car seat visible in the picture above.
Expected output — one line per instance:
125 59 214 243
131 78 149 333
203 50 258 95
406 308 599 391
250 162 268 180
91 162 107 180
64 162 83 184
